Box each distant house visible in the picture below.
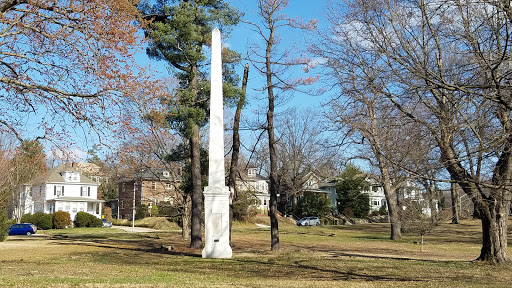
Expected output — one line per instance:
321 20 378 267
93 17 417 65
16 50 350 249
279 172 329 210
319 177 436 216
318 180 337 210
117 168 181 219
73 161 104 184
361 178 388 213
18 164 103 221
235 166 270 214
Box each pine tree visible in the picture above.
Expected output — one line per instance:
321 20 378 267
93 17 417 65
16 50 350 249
139 0 242 249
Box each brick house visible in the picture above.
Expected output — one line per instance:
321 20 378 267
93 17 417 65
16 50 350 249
117 168 181 219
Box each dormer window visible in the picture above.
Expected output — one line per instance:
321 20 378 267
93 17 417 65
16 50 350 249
248 168 256 177
163 171 170 178
63 171 80 182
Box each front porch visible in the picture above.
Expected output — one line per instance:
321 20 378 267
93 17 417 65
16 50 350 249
47 197 104 220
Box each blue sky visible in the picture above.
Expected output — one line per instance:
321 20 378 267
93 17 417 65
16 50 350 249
43 1 334 161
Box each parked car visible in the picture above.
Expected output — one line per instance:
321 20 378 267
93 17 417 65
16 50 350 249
296 216 321 226
102 219 112 228
8 223 37 236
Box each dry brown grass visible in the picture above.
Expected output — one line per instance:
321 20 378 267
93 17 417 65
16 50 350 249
0 217 510 287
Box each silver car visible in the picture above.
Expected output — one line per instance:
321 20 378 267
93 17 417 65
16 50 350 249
102 219 112 228
296 216 321 226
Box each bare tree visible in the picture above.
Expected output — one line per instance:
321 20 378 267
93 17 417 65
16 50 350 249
314 0 512 263
275 108 335 209
243 0 317 251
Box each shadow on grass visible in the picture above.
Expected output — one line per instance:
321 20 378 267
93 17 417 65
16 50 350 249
49 234 202 258
233 257 426 282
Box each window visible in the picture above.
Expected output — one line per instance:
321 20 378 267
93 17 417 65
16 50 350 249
163 171 170 177
54 185 63 196
152 182 157 189
81 186 89 197
263 199 267 206
165 182 171 189
372 200 380 206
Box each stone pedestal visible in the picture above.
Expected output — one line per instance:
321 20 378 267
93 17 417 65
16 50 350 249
202 186 232 258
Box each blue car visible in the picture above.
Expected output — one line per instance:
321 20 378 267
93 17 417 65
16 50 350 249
8 223 37 236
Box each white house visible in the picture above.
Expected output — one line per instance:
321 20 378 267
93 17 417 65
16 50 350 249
236 166 270 213
319 177 437 216
19 164 103 220
362 178 389 212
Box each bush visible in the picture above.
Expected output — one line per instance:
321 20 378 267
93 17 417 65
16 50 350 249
102 206 113 222
150 205 159 217
20 212 53 230
75 212 102 227
0 207 8 242
233 189 259 221
33 212 53 230
135 204 148 220
293 193 332 218
53 211 72 229
20 213 34 224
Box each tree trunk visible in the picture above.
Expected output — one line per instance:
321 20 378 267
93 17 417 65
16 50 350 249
451 182 459 224
228 63 249 244
189 123 203 249
381 176 401 240
473 202 481 219
181 193 191 241
476 199 510 264
266 22 279 252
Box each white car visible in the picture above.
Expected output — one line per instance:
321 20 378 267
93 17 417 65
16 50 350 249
296 216 321 226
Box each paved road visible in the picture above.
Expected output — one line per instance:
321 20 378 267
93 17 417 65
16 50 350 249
112 225 162 233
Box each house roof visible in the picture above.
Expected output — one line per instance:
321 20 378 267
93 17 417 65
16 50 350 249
118 168 182 182
27 164 97 185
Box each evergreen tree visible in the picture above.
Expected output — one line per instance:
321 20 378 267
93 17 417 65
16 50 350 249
293 193 331 218
139 0 242 248
336 164 370 218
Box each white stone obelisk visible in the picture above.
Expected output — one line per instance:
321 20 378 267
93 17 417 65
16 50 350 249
202 28 232 259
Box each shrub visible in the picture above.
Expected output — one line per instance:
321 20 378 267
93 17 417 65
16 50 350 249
53 211 72 229
75 212 102 227
135 204 148 220
33 212 53 230
0 207 8 242
20 213 34 224
150 205 159 217
20 212 53 230
102 206 113 221
233 189 259 221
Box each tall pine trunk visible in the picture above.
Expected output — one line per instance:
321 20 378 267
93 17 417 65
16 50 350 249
189 123 203 249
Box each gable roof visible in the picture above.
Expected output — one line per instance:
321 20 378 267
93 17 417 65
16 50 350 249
27 164 96 185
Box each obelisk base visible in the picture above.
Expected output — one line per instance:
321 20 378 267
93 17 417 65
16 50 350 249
202 186 232 258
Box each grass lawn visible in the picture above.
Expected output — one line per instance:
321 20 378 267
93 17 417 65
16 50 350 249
0 217 511 287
